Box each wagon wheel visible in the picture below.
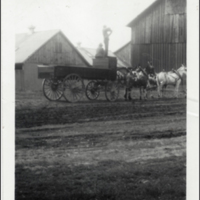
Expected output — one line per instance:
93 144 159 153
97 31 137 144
63 73 85 102
43 78 64 101
85 81 100 100
105 81 119 102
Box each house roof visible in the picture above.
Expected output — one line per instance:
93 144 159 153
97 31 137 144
76 47 130 68
127 0 160 27
15 29 60 64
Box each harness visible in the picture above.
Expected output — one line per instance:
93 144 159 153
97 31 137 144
172 69 182 80
169 69 183 85
136 66 148 77
164 70 181 85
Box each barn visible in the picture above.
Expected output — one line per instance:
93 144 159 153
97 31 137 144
15 28 91 91
15 28 128 91
117 0 186 72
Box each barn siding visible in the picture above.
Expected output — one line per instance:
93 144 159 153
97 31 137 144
23 63 43 91
131 42 185 72
15 69 25 91
130 0 186 70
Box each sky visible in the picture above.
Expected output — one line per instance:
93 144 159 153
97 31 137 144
15 0 155 51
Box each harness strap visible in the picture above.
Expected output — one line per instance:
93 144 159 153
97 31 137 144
139 67 148 77
172 70 182 80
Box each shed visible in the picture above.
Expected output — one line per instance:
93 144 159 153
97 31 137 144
15 29 90 91
127 0 186 71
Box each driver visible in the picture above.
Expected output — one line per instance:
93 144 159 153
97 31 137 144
145 61 156 87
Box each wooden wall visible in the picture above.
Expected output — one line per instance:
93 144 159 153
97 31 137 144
15 63 43 91
131 0 186 71
15 69 24 91
132 43 186 72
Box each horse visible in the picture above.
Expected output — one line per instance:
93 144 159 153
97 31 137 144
116 67 130 86
124 65 149 101
156 64 187 98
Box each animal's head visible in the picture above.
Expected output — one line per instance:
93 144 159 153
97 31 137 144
181 64 187 71
131 71 138 78
147 61 153 67
126 70 138 83
178 64 187 72
135 65 142 72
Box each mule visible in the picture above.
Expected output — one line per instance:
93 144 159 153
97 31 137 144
156 64 187 98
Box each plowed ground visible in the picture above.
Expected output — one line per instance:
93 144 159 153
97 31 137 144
15 90 186 200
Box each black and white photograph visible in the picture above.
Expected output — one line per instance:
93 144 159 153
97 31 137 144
1 0 199 199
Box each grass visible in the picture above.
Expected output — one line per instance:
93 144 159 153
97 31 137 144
15 156 185 200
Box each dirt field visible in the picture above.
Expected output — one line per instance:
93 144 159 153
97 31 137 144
15 89 186 200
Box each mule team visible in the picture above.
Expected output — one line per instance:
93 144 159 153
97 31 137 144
117 62 187 100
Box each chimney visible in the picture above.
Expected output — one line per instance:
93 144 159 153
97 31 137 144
28 25 35 34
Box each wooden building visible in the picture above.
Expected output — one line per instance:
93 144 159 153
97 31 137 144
127 0 186 71
15 29 90 91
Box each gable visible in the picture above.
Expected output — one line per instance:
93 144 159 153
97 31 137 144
25 32 90 67
15 30 60 64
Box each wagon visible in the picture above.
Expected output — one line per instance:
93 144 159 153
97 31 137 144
38 57 119 102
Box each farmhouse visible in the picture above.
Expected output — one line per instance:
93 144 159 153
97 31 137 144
116 0 186 72
15 28 128 91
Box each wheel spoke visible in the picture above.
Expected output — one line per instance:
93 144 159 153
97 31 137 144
85 81 100 100
105 82 119 102
43 79 63 101
63 74 84 102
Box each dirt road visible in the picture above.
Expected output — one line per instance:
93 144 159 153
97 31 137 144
15 94 186 200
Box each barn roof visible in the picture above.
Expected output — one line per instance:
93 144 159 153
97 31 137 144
15 29 60 64
15 29 91 67
127 0 161 27
77 47 130 68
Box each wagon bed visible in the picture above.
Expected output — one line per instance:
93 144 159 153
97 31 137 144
38 57 119 102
